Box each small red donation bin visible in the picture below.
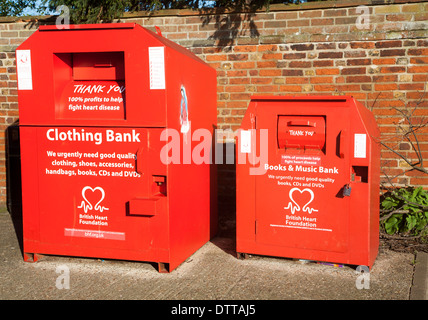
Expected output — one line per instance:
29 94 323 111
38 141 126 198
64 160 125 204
236 96 380 268
17 23 217 272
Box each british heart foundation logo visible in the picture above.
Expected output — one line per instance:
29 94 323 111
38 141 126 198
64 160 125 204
77 186 110 214
284 187 318 214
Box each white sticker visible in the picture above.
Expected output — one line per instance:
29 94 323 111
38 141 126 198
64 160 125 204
16 50 33 90
354 133 367 158
241 130 251 153
148 47 165 90
64 228 125 241
180 120 190 134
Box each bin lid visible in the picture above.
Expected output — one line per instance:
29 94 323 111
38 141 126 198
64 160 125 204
250 95 350 102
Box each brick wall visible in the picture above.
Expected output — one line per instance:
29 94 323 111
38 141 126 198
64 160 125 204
0 1 427 207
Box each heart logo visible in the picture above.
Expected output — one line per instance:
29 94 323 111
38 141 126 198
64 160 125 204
285 187 318 214
77 186 109 213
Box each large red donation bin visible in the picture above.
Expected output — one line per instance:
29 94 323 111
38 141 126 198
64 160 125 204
236 96 380 268
16 23 217 272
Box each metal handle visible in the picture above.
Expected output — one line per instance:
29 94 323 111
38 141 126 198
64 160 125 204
93 63 113 68
288 120 315 127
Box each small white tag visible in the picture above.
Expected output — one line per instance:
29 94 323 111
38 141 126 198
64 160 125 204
16 50 33 90
241 130 251 153
354 134 367 158
148 47 165 90
181 120 190 134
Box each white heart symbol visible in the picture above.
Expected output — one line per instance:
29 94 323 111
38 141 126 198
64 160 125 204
286 187 318 214
82 186 105 210
78 186 109 213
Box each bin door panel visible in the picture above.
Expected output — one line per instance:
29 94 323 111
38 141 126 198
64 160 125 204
254 104 350 254
34 126 168 259
255 175 349 253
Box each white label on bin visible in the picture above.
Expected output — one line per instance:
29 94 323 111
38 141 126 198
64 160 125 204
149 47 165 90
64 228 125 241
16 50 33 90
354 133 367 158
241 130 251 153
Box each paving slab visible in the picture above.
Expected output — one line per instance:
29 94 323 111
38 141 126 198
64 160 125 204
410 251 428 300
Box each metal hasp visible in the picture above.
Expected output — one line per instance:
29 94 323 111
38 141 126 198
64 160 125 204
17 23 217 273
236 96 380 268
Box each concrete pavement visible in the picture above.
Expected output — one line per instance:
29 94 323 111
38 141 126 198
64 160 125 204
0 212 425 301
410 251 428 300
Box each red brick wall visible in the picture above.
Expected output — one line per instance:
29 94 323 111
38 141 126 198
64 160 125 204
0 1 427 206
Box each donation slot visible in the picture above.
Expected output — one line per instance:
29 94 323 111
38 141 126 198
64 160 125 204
277 115 325 152
53 51 126 120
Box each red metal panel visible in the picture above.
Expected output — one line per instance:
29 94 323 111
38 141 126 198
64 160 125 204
56 80 126 120
164 42 218 271
256 101 350 254
129 198 159 216
73 52 125 81
17 24 168 127
22 127 169 259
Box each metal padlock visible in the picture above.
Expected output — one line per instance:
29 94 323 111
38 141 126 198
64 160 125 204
343 184 352 197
